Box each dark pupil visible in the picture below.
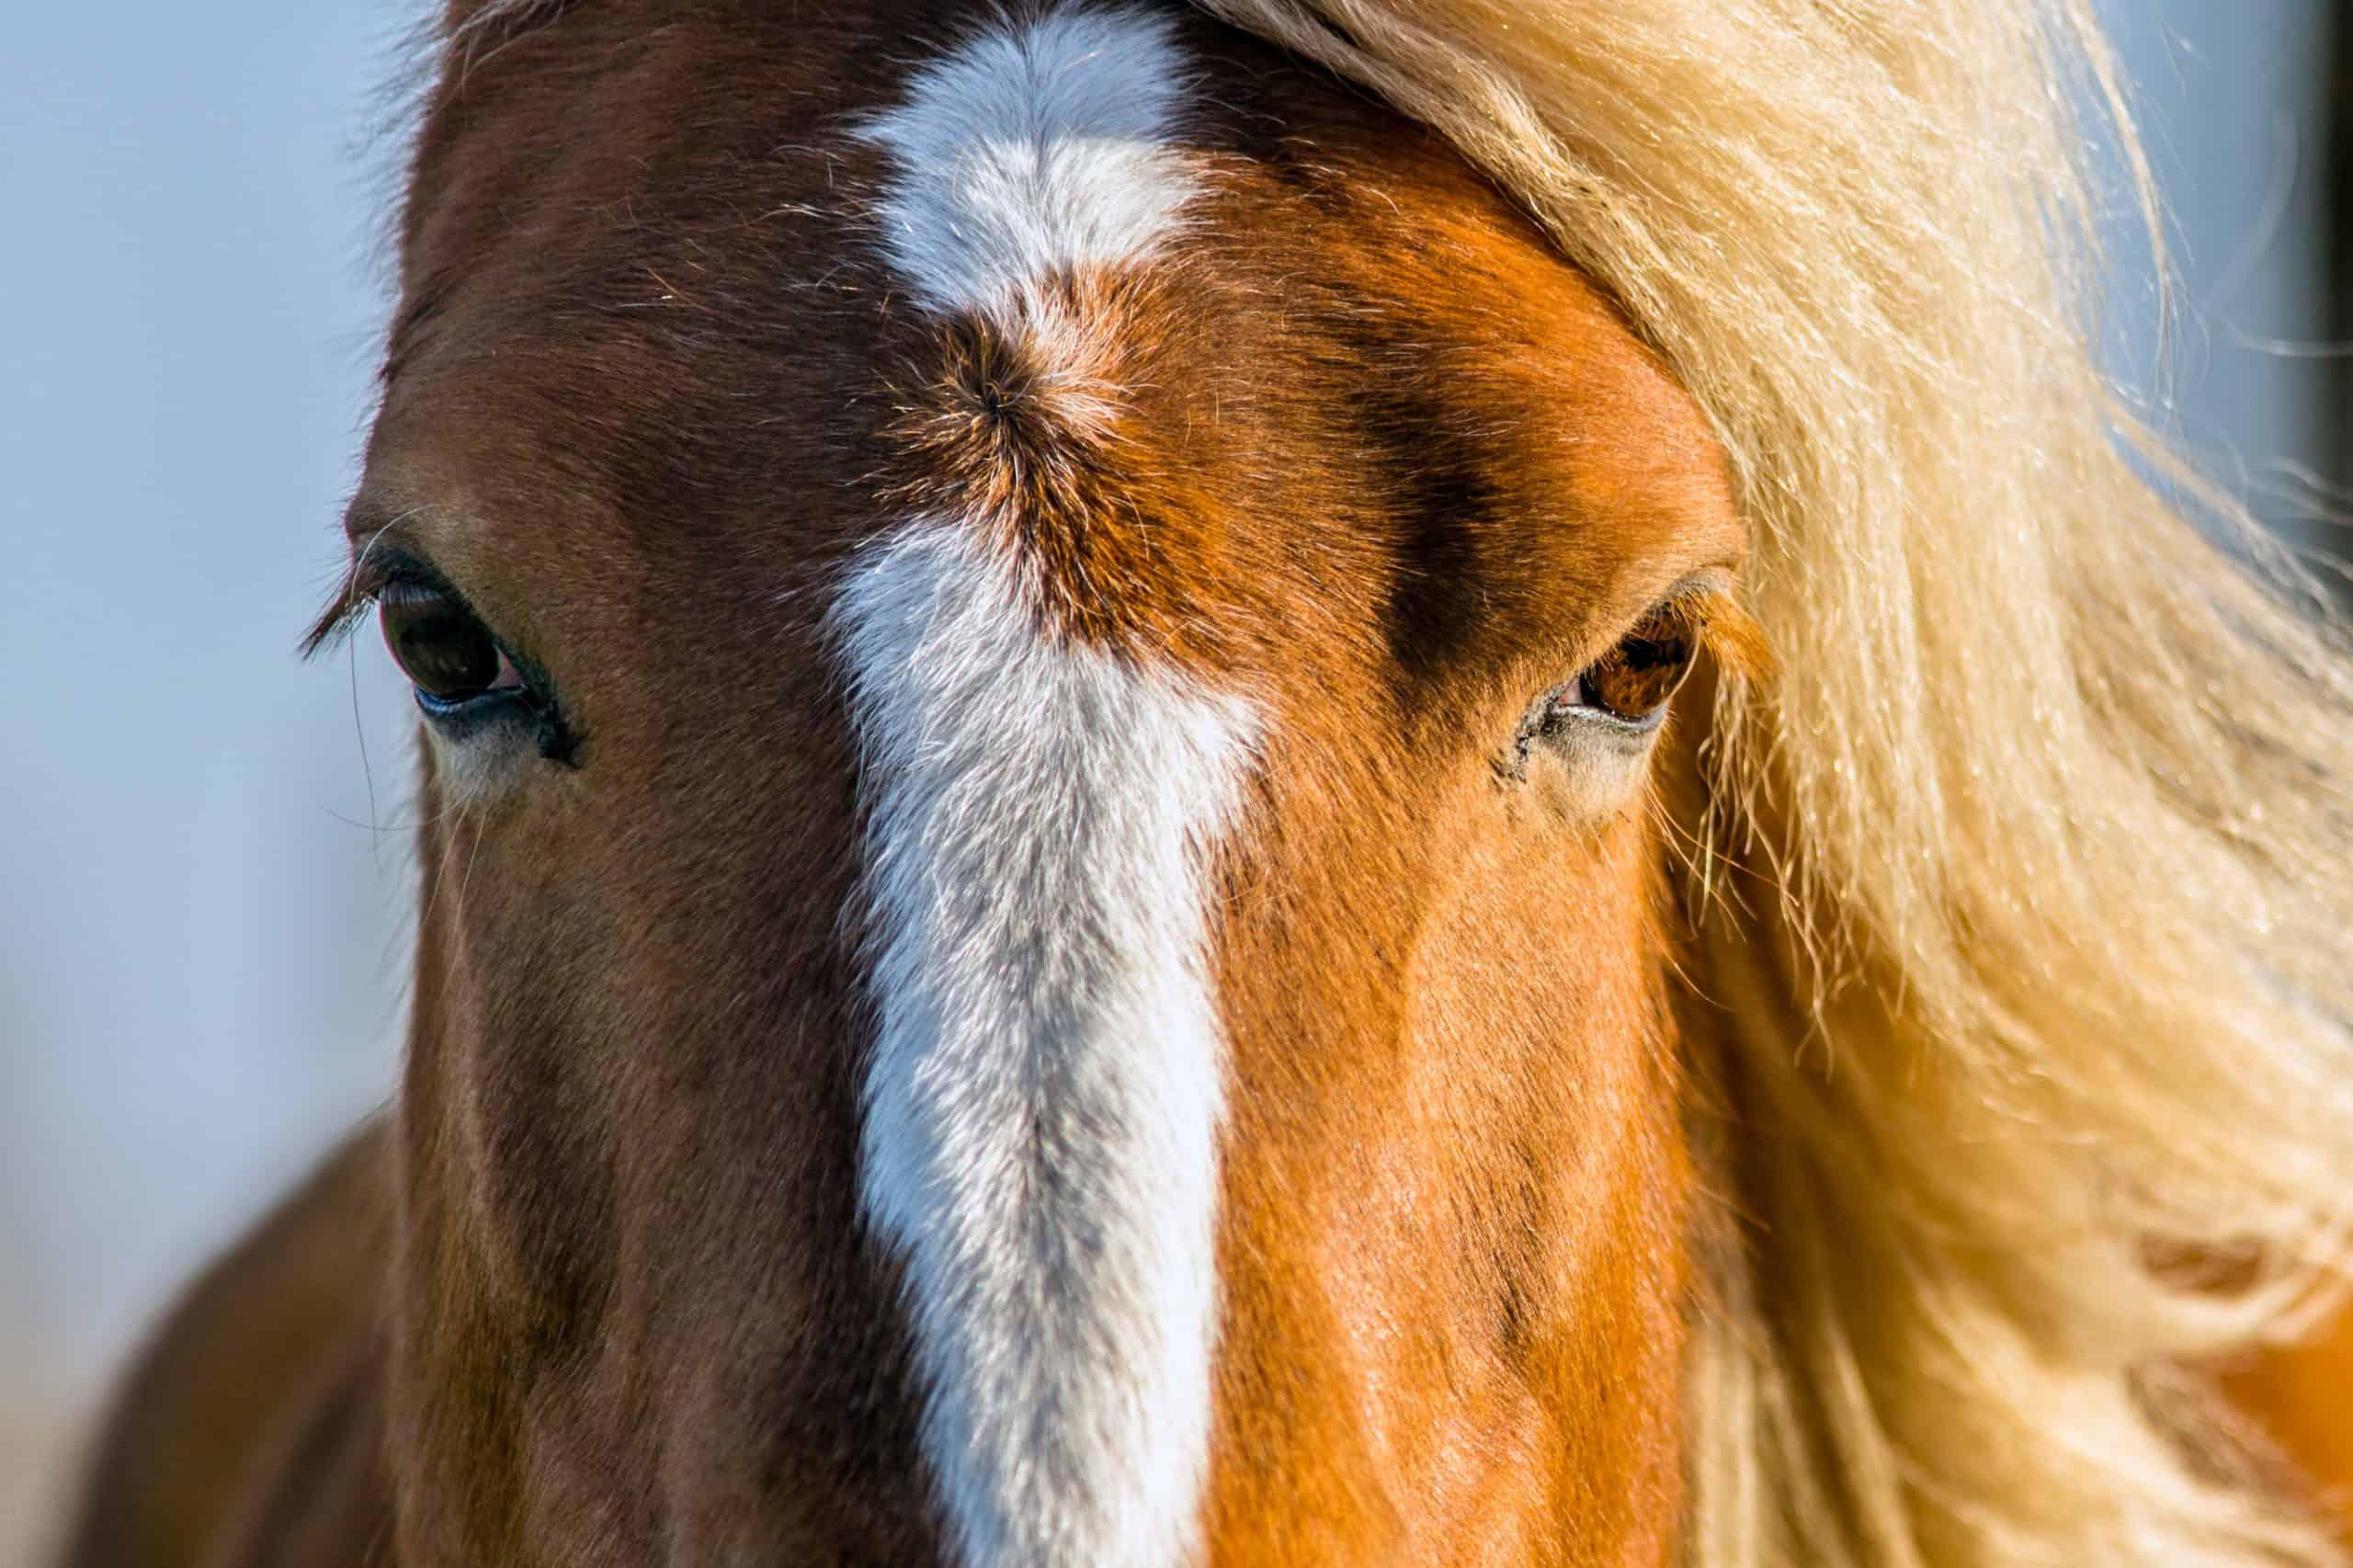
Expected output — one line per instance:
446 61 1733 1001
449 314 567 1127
381 589 499 700
1584 623 1694 721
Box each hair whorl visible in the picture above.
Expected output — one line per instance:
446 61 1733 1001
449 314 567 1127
1186 2 2353 1562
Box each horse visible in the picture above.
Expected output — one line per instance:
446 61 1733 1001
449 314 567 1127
57 0 2353 1563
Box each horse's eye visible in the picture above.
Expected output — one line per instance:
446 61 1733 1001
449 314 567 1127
379 582 521 708
1556 608 1697 731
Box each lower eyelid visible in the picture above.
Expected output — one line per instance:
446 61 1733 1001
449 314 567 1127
414 686 578 767
413 686 529 722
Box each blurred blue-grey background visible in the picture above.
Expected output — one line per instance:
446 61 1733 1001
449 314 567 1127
1 1 2343 1551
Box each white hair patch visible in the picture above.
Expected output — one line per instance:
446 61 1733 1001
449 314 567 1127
856 6 1199 326
834 522 1255 1568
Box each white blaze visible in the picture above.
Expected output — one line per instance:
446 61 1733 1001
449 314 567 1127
842 13 1245 1568
856 6 1199 326
835 527 1254 1568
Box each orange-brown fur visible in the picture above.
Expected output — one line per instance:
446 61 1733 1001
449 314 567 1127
56 1 2347 1564
2232 1324 2353 1537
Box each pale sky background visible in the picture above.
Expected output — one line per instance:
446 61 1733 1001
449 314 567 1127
0 0 2339 1548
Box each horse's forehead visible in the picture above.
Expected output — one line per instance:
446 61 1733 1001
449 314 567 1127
367 0 1740 754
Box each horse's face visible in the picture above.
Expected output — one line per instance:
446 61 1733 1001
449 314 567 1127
346 2 1747 1561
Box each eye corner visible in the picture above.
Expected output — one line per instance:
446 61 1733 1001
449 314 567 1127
531 703 583 767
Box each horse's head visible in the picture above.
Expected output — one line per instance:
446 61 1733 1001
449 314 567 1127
316 1 2353 1564
333 1 1754 1559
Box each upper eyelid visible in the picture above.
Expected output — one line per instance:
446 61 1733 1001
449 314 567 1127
351 545 460 605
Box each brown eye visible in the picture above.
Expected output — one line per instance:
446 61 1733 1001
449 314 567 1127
379 582 520 708
1556 608 1698 730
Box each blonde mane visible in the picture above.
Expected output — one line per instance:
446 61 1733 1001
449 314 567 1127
1188 1 2353 1562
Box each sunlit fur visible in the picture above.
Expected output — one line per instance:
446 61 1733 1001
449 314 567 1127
1176 2 2353 1562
